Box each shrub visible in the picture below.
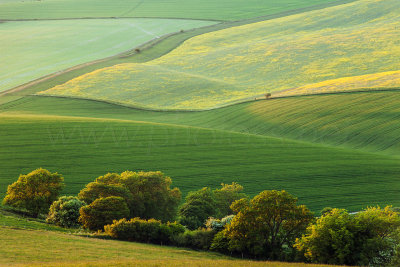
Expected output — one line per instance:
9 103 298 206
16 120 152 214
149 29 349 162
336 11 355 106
78 171 181 222
295 206 400 266
206 215 234 232
104 218 185 245
175 229 216 250
46 196 86 228
2 168 64 217
79 196 129 231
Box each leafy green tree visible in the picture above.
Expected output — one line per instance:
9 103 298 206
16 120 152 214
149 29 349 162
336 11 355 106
78 171 181 222
79 196 129 231
46 196 86 228
295 206 400 266
2 168 64 217
224 190 313 260
179 187 217 230
213 182 248 218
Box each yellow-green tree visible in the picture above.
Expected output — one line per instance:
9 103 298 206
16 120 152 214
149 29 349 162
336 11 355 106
2 168 64 217
295 206 400 266
224 190 313 260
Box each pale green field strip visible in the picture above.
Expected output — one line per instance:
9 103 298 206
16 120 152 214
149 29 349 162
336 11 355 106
0 18 215 93
0 228 333 267
40 0 400 110
0 0 350 21
0 106 399 211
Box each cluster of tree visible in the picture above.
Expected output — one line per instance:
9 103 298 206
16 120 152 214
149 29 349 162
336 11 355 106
2 168 400 266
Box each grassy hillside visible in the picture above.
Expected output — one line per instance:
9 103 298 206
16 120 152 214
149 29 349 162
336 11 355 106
0 226 334 266
0 0 346 21
40 0 400 110
1 96 400 212
0 19 214 93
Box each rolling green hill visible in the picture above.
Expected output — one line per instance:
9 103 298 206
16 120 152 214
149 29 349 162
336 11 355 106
0 19 214 93
0 0 348 21
1 93 400 212
40 0 400 110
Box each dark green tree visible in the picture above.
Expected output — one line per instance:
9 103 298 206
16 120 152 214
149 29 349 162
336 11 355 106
2 168 64 217
78 171 181 222
179 187 217 230
79 196 129 231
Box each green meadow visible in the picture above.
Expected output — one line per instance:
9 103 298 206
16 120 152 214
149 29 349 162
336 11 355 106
0 226 335 266
39 0 400 110
0 19 214 93
0 0 346 21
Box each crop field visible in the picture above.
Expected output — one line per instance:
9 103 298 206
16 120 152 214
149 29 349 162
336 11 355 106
1 95 400 212
274 71 400 97
39 0 400 110
0 19 214 93
0 0 346 21
8 90 400 156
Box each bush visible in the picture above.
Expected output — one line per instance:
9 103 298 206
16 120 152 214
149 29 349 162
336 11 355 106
175 229 216 250
79 196 129 231
210 231 230 253
104 217 185 245
295 206 400 266
2 168 64 217
46 196 86 228
79 171 181 222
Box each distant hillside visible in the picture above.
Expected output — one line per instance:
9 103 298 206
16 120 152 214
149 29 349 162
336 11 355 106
40 0 400 110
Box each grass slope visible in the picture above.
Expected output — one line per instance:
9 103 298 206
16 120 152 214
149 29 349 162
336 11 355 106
40 0 400 110
1 97 400 212
0 0 345 21
0 18 214 93
0 226 333 266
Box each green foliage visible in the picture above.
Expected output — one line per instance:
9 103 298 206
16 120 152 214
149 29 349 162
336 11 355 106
214 183 248 218
175 229 216 250
225 190 314 260
179 187 217 230
295 206 400 266
2 168 64 217
79 196 129 231
46 196 86 228
104 217 185 245
206 215 234 232
78 171 181 222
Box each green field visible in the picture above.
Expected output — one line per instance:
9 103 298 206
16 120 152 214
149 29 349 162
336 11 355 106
0 19 214 93
40 0 400 110
1 94 400 212
0 0 347 21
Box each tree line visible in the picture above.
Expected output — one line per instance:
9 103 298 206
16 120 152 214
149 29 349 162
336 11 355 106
2 168 400 266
